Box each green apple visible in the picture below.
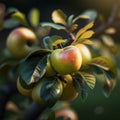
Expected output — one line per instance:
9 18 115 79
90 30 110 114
75 44 92 65
6 27 38 58
50 45 82 75
45 55 56 77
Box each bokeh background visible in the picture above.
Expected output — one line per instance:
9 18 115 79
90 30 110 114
0 0 120 120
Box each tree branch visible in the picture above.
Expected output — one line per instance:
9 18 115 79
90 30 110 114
18 102 47 120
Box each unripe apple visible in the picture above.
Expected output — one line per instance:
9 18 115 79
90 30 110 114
50 46 82 75
60 74 78 101
75 44 92 65
45 55 56 77
6 27 38 58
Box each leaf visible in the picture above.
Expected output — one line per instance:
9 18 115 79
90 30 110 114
29 8 40 27
40 77 63 107
48 35 63 49
67 14 74 27
3 18 19 28
73 77 88 100
89 56 117 96
41 22 66 30
80 9 97 21
52 39 66 46
20 49 52 85
82 39 93 45
78 72 96 89
11 11 28 26
75 21 94 40
47 111 55 120
73 15 90 23
79 30 94 39
105 27 116 35
52 9 67 25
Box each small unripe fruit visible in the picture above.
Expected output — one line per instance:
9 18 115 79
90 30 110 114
6 27 38 58
50 45 82 75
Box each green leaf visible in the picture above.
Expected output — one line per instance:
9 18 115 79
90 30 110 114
89 56 117 96
40 77 63 107
41 22 66 30
75 21 94 40
52 9 67 25
3 18 19 28
78 72 96 89
48 35 63 49
20 49 52 85
73 77 88 100
67 14 74 27
11 11 28 26
89 56 117 78
29 8 40 27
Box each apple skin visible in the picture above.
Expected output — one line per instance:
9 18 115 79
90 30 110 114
50 46 82 75
6 27 38 58
45 56 56 77
60 74 78 101
75 44 92 65
55 108 78 120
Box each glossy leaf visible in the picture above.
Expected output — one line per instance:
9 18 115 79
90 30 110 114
20 49 52 85
41 22 66 30
73 77 88 100
40 77 63 107
52 9 67 25
75 21 94 40
78 72 96 89
29 8 40 27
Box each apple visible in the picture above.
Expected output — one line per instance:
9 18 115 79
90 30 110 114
55 108 78 120
50 45 82 75
60 74 78 101
75 44 92 65
6 27 38 58
45 55 56 77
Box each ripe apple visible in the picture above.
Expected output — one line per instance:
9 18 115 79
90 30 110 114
60 74 78 101
6 27 38 58
55 108 78 120
50 45 82 75
75 44 92 65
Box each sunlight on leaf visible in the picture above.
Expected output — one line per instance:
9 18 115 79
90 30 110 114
75 21 94 40
78 72 96 89
52 9 67 25
52 39 66 46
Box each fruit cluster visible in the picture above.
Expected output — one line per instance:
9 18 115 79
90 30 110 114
6 27 92 106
